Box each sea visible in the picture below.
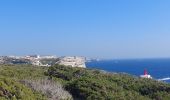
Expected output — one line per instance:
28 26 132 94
86 58 170 83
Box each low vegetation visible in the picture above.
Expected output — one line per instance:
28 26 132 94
0 64 47 80
0 64 72 100
21 79 72 100
0 77 46 100
1 64 170 100
46 64 170 100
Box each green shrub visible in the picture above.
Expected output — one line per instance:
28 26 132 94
21 79 73 100
0 64 47 80
46 64 170 100
0 77 46 100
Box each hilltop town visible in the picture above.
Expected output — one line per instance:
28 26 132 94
0 55 86 68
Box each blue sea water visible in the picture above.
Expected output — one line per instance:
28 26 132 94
86 58 170 83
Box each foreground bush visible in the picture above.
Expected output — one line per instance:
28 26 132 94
21 79 73 100
0 77 45 100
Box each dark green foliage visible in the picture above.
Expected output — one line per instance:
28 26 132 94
47 64 88 82
0 64 48 80
0 64 48 100
47 64 170 100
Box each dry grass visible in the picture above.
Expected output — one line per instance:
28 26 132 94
21 79 73 100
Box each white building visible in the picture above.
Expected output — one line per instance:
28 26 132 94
140 69 152 79
31 60 41 66
0 57 3 64
25 55 40 60
39 55 57 59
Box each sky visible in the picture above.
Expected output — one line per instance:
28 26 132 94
0 0 170 59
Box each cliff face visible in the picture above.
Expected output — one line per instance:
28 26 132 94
56 56 86 68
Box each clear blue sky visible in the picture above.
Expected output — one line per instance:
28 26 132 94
0 0 170 59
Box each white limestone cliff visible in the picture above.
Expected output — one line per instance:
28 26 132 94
56 56 86 68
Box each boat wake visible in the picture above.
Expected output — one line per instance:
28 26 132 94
158 77 170 81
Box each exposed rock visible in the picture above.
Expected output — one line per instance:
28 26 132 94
56 56 86 68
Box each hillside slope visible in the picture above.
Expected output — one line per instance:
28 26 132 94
0 64 170 100
46 64 170 100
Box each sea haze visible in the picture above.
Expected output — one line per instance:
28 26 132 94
86 58 170 83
